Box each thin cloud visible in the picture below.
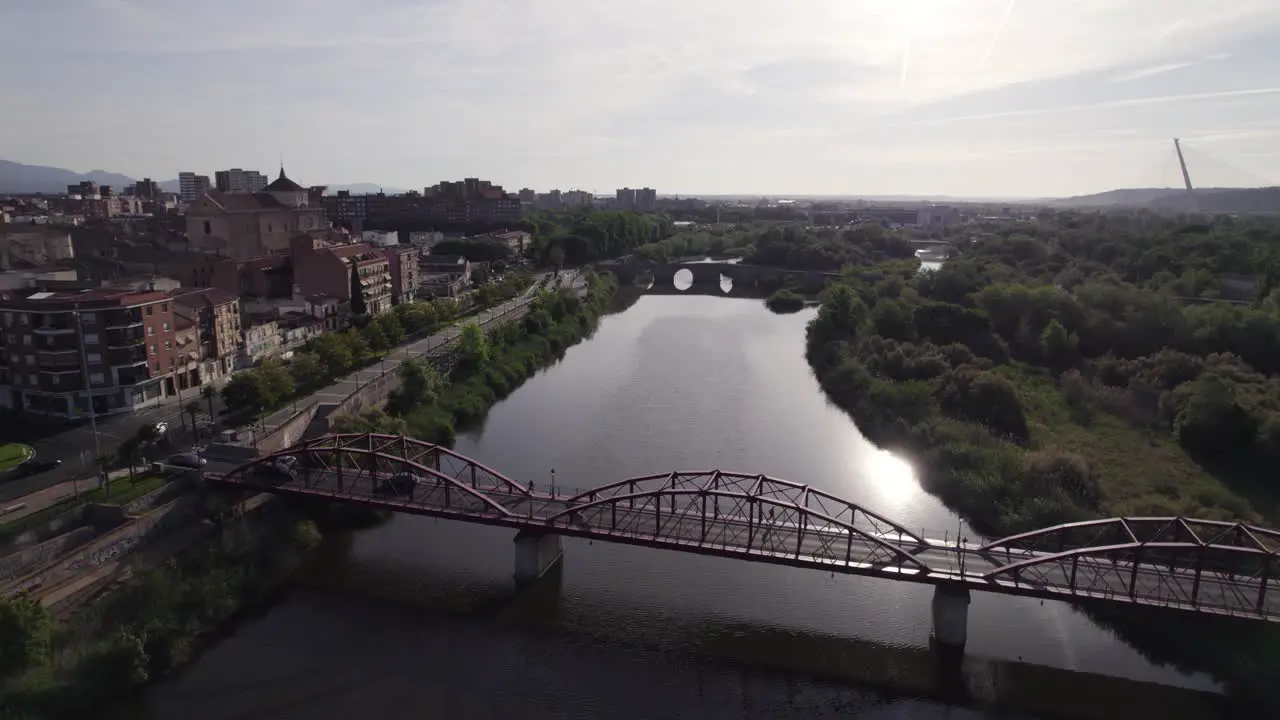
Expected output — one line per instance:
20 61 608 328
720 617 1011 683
1110 61 1197 83
901 87 1280 128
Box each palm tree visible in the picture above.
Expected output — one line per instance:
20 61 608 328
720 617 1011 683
185 401 202 444
200 384 216 423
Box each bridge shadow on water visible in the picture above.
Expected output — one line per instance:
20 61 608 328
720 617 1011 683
297 537 1228 720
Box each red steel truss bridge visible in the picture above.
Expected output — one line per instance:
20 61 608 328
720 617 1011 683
208 433 1280 623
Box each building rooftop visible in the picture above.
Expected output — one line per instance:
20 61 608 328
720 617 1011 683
265 168 305 193
0 286 170 307
173 286 240 308
422 254 466 266
200 190 285 211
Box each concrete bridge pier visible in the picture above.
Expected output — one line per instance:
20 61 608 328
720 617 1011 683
931 584 971 651
514 530 563 586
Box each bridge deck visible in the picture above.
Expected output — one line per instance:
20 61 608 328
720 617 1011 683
209 466 1280 622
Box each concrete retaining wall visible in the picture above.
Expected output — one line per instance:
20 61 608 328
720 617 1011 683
0 504 90 554
0 525 97 584
3 494 205 597
256 402 320 454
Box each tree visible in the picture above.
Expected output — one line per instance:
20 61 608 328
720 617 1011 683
257 359 295 405
349 258 367 316
184 401 202 443
222 371 270 419
548 245 565 271
289 352 326 390
388 358 446 416
456 323 490 375
1039 319 1080 369
0 596 50 680
200 384 217 421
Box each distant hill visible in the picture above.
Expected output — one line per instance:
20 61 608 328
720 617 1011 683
0 159 135 194
1048 186 1280 214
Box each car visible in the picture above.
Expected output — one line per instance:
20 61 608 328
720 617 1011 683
376 471 421 496
168 452 207 469
16 458 61 476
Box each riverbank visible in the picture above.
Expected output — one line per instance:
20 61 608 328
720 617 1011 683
803 278 1280 711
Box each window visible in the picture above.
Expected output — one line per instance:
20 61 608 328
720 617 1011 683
2 312 10 325
87 352 101 363
163 322 169 331
149 344 156 355
147 326 154 336
51 374 59 386
161 303 168 313
85 333 98 344
27 374 37 386
22 335 30 345
25 354 33 364
164 340 171 350
146 306 154 316
81 312 96 325
19 313 28 325
90 372 104 384
203 220 211 235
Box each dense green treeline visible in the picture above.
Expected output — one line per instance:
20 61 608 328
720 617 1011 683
221 272 533 422
804 213 1280 710
0 501 331 719
332 272 619 445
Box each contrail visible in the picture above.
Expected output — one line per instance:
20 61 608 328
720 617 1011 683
982 0 1016 66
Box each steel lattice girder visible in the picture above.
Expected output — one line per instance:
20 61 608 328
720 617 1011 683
544 487 931 572
558 470 928 546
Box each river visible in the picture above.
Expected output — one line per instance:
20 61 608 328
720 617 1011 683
140 293 1220 718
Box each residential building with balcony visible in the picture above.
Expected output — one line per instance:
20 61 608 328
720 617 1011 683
173 287 242 382
290 234 392 316
240 320 281 367
0 288 178 417
383 245 419 305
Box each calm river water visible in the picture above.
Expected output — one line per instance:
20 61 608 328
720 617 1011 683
141 294 1221 718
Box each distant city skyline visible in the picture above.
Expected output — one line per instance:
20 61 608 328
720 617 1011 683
3 1 1280 197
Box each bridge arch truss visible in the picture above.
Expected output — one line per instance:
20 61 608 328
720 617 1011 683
978 517 1280 616
547 471 931 573
219 432 532 523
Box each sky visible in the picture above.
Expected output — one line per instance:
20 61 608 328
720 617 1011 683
2 0 1280 198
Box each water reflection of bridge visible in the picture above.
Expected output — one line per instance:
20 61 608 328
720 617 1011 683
603 260 838 295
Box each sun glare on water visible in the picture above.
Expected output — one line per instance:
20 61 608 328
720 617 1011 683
864 447 920 505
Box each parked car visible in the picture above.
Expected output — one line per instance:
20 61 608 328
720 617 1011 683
168 452 207 469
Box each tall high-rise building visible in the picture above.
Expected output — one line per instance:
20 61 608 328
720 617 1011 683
214 168 269 193
178 172 212 203
636 187 657 212
615 187 637 210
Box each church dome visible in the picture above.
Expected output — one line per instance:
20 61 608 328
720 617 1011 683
265 167 304 192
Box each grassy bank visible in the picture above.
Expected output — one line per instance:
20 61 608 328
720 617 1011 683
0 444 33 472
804 273 1280 711
334 271 619 446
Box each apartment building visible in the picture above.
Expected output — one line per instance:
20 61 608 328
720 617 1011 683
383 245 419 305
214 168 269 193
290 235 392 316
0 287 178 417
173 287 242 381
178 172 212 203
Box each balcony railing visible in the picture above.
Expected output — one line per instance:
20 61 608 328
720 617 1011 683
37 350 81 368
105 326 146 348
108 345 148 367
33 323 75 334
104 310 144 329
